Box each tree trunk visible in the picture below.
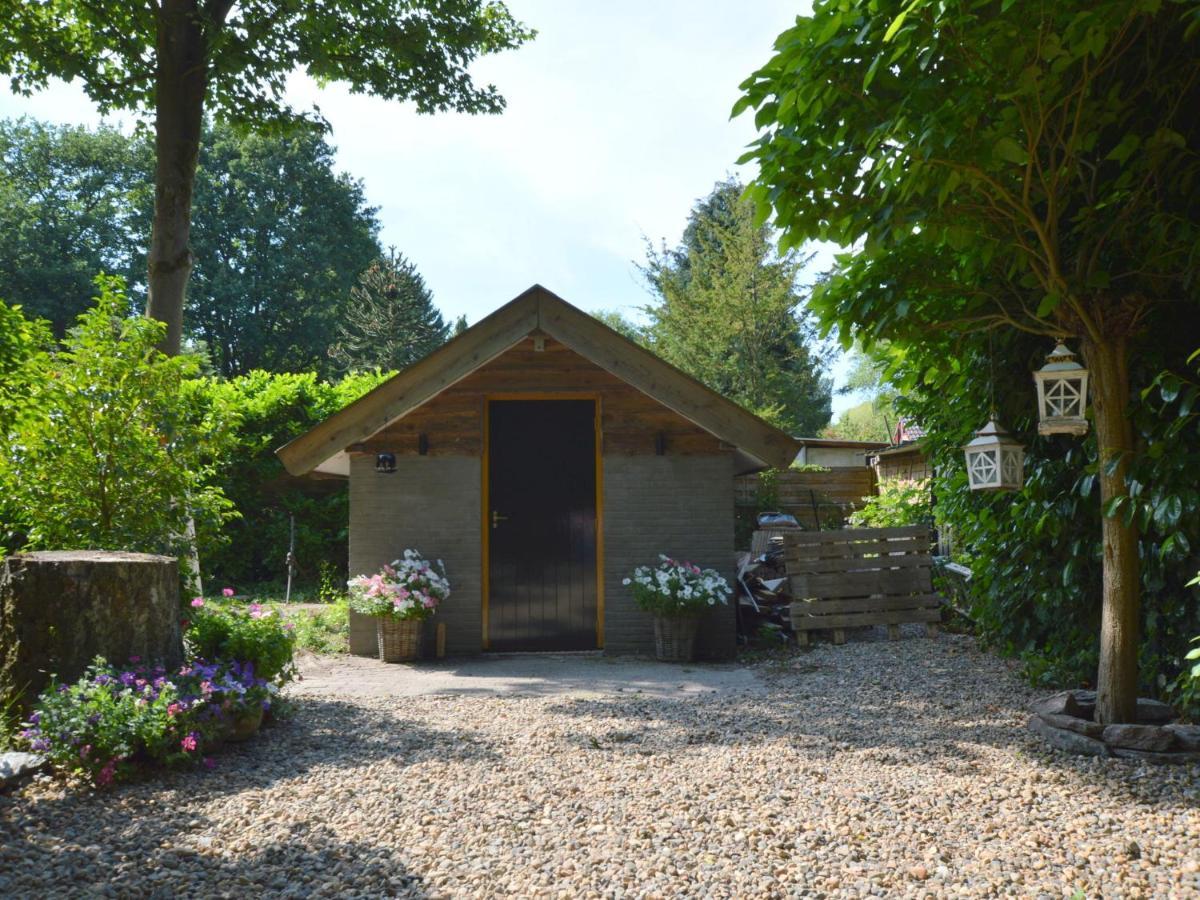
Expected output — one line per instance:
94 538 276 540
1085 333 1139 724
146 0 207 357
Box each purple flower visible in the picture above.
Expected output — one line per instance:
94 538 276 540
31 738 50 752
29 712 40 724
119 672 136 687
128 655 141 664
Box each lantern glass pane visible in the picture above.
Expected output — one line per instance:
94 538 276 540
1001 447 1022 485
967 447 999 487
1044 376 1084 418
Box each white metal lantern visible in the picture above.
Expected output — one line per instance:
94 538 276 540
963 419 1025 491
1033 343 1089 436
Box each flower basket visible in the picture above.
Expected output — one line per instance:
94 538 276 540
653 614 700 662
224 704 265 742
377 616 422 663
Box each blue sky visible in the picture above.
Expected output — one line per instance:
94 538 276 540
0 0 856 414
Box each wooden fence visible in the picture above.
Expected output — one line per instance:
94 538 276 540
783 524 940 644
735 467 878 529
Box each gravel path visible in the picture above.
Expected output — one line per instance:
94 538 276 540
2 633 1198 898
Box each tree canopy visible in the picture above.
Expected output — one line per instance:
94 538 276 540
0 119 148 334
186 123 381 376
0 118 399 374
736 0 1200 723
640 178 833 435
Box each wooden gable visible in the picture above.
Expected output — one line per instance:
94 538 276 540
360 335 724 459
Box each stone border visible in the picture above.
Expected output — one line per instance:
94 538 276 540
1028 690 1200 764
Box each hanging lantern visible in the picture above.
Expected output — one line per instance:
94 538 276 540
1033 342 1089 436
963 419 1025 491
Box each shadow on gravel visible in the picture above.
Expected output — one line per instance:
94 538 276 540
0 824 428 898
0 698 491 895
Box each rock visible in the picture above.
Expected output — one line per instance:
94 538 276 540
0 551 181 712
1101 723 1174 753
1135 698 1176 725
1032 691 1088 719
1110 747 1200 765
1039 712 1104 738
1027 715 1110 757
1164 723 1200 751
0 751 47 790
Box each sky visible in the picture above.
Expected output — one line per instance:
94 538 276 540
0 0 858 415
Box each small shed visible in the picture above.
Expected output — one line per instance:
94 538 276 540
278 286 799 658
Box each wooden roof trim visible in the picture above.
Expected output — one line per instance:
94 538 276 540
535 290 798 469
277 284 800 474
276 291 540 475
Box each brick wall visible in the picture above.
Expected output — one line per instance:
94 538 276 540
602 454 737 658
347 454 482 656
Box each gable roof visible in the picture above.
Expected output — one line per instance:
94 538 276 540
276 285 800 476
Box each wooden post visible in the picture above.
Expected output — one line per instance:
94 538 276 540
436 622 446 658
832 628 846 645
887 624 900 641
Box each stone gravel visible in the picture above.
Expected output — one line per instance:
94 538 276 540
2 633 1198 898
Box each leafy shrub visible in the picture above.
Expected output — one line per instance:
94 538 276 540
196 369 389 590
623 555 732 615
185 598 297 685
848 479 931 529
0 279 235 558
20 657 269 787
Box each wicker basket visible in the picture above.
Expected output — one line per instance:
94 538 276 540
653 614 700 662
377 616 422 663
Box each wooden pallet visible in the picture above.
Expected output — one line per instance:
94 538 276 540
783 525 940 645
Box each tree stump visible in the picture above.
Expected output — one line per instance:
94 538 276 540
0 551 182 711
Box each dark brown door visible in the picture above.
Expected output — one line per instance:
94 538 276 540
487 399 598 651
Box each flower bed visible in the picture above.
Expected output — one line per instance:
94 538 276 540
15 587 296 788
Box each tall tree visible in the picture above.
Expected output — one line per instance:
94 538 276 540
328 250 449 372
185 123 381 376
641 178 833 435
0 119 148 334
736 0 1200 722
0 0 533 356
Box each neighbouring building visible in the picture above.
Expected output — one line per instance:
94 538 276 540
278 286 799 658
792 437 889 468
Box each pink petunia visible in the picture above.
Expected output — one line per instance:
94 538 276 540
180 733 198 752
166 703 181 716
222 587 235 597
190 597 205 608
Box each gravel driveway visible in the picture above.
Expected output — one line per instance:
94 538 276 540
2 633 1198 898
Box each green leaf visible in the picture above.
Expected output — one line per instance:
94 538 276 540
1105 133 1140 164
993 137 1029 165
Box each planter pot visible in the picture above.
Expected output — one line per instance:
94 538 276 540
224 704 264 743
377 616 422 663
653 614 700 662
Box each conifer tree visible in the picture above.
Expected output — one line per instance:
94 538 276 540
328 251 449 372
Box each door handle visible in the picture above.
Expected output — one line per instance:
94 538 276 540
491 510 509 529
